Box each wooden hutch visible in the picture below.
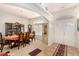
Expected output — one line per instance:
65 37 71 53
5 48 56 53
5 22 24 36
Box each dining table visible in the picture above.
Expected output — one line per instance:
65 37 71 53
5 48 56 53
4 35 18 41
4 35 19 48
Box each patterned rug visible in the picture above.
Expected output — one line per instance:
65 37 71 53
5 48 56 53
29 48 42 56
53 44 67 56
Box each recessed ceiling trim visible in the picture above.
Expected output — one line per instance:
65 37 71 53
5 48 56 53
0 3 41 19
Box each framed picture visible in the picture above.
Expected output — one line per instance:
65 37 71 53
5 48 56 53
77 19 79 31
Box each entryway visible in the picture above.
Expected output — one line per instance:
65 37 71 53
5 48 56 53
54 20 76 47
33 23 48 44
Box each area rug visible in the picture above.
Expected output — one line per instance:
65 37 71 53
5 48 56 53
53 44 67 56
29 48 42 56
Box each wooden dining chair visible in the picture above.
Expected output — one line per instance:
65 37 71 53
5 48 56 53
29 31 35 41
0 32 4 52
23 32 27 46
26 32 30 44
17 32 24 49
32 31 35 40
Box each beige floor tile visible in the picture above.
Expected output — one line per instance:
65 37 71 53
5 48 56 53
2 39 79 56
3 39 47 56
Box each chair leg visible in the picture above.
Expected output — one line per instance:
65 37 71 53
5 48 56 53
25 43 26 46
26 40 30 45
18 42 20 49
34 37 35 40
23 42 25 47
28 40 30 45
24 41 26 47
1 43 4 52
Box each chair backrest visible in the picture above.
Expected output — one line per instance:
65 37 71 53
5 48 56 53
23 32 27 40
26 32 30 40
32 31 35 39
0 32 3 52
22 33 24 41
33 31 35 35
17 32 21 41
18 32 24 41
0 32 3 43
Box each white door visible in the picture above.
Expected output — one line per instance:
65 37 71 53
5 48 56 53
63 20 76 47
54 20 64 44
55 20 76 47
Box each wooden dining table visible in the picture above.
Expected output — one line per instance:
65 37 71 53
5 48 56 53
4 35 19 48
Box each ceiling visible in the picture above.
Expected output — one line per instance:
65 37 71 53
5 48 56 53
41 3 76 13
40 3 78 20
0 3 78 21
0 4 41 19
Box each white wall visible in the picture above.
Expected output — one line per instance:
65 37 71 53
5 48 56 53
31 17 48 36
33 24 43 36
76 6 79 50
0 12 30 36
54 19 76 47
48 21 55 46
48 8 77 47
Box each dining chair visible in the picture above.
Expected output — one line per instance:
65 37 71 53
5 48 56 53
0 32 4 52
29 31 35 41
23 32 27 46
17 32 24 49
26 32 30 44
32 31 35 40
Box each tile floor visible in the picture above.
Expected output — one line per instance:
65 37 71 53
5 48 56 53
2 39 79 56
44 43 79 56
3 39 47 56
